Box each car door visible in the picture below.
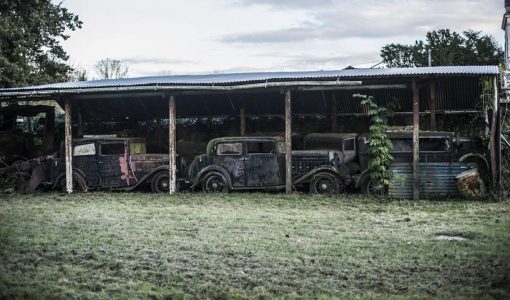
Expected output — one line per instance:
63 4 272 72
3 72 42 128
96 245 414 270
212 141 245 188
72 142 100 187
97 141 130 188
245 140 280 187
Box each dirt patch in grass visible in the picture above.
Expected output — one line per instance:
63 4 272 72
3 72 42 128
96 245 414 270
1 193 509 298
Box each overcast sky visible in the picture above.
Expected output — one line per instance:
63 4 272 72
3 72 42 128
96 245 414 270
57 0 505 78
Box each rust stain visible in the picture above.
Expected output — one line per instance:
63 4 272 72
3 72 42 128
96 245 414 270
119 156 130 185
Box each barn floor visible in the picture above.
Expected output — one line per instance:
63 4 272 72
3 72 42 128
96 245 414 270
0 193 509 299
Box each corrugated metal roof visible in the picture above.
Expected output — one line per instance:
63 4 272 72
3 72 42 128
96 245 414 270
0 65 499 92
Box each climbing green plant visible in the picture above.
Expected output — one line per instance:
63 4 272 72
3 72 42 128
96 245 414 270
354 94 394 194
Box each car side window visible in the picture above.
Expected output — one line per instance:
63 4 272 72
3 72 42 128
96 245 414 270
247 141 275 154
100 143 125 155
217 143 242 155
343 138 355 151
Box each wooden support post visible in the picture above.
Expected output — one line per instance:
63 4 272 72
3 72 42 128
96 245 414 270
331 92 337 132
490 76 499 191
412 79 420 200
429 81 436 131
77 104 83 137
285 89 292 194
240 104 246 136
64 99 73 193
168 95 177 194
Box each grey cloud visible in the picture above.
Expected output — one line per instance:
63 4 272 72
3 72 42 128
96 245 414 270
230 0 335 9
221 0 502 44
122 57 195 65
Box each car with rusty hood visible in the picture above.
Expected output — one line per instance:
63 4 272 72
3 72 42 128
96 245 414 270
187 136 350 194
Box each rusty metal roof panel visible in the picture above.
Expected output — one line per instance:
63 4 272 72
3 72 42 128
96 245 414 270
0 66 499 92
388 162 476 199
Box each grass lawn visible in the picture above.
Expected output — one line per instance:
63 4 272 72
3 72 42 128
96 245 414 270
0 192 509 299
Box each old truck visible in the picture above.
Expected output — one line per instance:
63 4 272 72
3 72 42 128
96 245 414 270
186 136 350 194
303 131 488 194
3 136 185 193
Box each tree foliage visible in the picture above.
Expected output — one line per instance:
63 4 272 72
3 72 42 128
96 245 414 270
354 94 393 193
94 58 129 80
381 29 503 67
0 0 82 88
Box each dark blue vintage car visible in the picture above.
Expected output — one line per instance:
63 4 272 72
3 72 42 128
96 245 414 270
187 136 350 194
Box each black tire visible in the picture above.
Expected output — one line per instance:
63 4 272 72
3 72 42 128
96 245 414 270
202 172 229 193
151 172 170 193
57 173 87 192
310 172 340 195
361 176 385 196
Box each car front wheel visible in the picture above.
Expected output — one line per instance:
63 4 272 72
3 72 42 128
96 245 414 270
310 172 340 195
202 172 229 193
151 172 171 193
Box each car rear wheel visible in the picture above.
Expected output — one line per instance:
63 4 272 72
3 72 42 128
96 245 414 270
310 173 340 195
202 172 229 193
151 172 171 193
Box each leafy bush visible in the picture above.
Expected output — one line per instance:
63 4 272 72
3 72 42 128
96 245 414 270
354 94 394 193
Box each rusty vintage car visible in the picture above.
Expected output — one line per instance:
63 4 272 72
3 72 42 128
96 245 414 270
186 136 350 194
303 131 489 194
41 137 184 192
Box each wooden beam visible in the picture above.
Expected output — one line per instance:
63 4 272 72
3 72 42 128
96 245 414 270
412 79 420 200
490 76 499 192
168 95 177 194
331 92 337 132
64 98 73 193
240 104 246 136
285 89 292 194
429 81 436 131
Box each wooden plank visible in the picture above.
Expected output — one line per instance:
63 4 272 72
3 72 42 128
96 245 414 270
429 81 436 131
412 79 420 200
240 104 246 136
169 95 177 194
285 89 292 194
64 98 73 193
490 76 498 191
331 92 337 132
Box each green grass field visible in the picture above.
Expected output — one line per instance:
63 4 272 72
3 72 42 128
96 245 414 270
0 193 509 299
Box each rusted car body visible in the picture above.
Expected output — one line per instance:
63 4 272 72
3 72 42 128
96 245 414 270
46 137 184 192
303 131 488 194
187 136 350 194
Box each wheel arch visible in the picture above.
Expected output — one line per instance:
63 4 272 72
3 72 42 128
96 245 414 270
190 165 232 190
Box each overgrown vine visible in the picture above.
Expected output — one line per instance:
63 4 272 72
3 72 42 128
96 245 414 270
354 94 394 193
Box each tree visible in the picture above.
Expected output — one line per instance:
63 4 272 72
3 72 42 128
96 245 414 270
94 58 129 80
0 0 82 88
380 29 503 67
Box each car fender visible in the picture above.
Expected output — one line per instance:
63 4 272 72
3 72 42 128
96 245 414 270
128 166 170 189
190 165 232 190
355 169 371 189
293 165 349 185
